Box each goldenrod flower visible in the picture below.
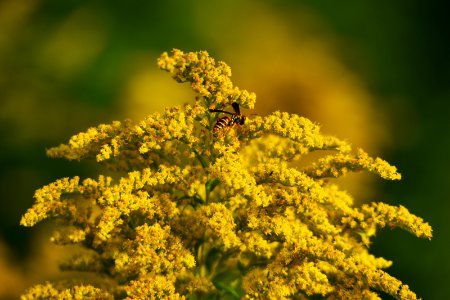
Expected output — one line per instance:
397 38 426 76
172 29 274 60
21 49 432 299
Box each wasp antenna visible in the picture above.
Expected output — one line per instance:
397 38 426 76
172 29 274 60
209 109 235 115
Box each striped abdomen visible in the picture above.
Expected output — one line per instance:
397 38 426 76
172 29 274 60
213 116 232 133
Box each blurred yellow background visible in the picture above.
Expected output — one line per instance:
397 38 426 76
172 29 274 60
1 1 448 298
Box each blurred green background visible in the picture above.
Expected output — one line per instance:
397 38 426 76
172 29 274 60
0 0 448 298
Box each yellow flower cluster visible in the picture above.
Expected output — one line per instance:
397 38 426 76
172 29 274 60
157 49 256 109
21 49 432 299
21 282 113 300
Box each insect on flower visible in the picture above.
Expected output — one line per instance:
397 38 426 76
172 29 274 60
209 102 246 134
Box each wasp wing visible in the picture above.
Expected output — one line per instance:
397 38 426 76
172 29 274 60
231 102 241 115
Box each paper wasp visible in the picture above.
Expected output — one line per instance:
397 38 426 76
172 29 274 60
209 102 246 134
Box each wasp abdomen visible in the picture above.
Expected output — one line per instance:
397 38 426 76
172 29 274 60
213 116 232 133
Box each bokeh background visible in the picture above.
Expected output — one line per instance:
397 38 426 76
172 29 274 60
0 0 448 298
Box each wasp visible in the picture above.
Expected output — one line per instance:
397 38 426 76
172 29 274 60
209 102 246 134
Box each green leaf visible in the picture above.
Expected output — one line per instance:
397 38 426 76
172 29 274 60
205 248 222 273
206 178 221 193
212 269 243 299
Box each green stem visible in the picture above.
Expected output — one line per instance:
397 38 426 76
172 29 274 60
192 148 207 169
